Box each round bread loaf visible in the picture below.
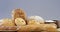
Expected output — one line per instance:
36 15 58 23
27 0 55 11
12 8 27 21
15 18 26 26
28 16 45 25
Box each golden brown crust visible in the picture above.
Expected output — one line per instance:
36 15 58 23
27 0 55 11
12 8 27 24
17 24 57 32
12 8 26 20
2 18 15 26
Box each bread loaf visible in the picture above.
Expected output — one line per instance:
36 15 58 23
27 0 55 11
12 8 27 21
2 18 15 26
28 16 45 25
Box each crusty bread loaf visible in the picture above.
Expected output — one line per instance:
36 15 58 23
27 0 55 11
17 24 57 32
2 18 15 26
12 8 27 21
28 16 45 25
15 18 26 26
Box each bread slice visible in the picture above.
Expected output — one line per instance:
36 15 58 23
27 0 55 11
15 18 26 26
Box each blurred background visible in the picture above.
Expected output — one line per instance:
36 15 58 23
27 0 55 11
0 0 60 20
